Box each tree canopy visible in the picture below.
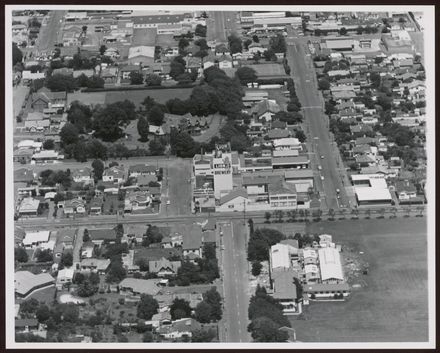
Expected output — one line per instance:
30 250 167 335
235 67 258 85
137 294 159 320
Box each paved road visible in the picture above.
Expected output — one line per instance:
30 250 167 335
207 11 238 43
287 39 349 210
35 10 66 54
218 220 251 342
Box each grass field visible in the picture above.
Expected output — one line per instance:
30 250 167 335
132 28 157 46
105 88 193 108
291 218 428 342
163 158 193 217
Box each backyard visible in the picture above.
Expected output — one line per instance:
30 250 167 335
291 217 428 342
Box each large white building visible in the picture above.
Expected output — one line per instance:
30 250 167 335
318 247 344 284
351 174 393 206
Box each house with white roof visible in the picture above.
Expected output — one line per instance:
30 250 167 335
56 268 75 289
22 230 51 249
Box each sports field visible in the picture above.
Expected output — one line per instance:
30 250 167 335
291 218 429 342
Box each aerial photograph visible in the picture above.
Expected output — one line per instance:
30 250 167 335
7 5 433 348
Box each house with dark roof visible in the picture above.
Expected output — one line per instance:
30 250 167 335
267 128 290 140
128 164 157 177
103 165 126 184
249 99 281 122
89 197 104 215
395 180 417 200
182 224 203 259
89 227 117 246
149 257 181 277
30 87 67 112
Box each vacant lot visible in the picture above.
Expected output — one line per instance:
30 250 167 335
253 221 306 236
105 88 193 108
291 218 428 342
67 91 107 107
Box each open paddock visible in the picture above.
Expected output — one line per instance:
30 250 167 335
291 218 429 342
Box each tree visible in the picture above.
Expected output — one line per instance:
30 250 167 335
228 34 242 54
143 332 154 342
92 160 104 181
147 105 165 126
295 129 306 143
13 43 23 65
251 261 262 276
195 24 207 37
247 228 286 262
252 34 259 43
328 208 335 220
15 247 28 263
318 78 330 90
129 71 144 85
194 301 213 323
92 105 126 142
59 123 79 147
137 116 149 142
141 96 157 112
86 139 108 160
176 72 193 84
339 27 347 35
77 279 98 297
36 249 53 262
145 74 162 86
36 305 51 323
264 211 271 223
170 298 192 320
20 298 39 314
178 38 190 52
149 139 166 156
235 67 257 85
106 257 126 283
61 252 73 268
46 74 78 92
171 131 199 158
42 139 55 150
269 33 287 53
99 44 107 55
249 317 289 342
169 61 186 80
202 287 222 321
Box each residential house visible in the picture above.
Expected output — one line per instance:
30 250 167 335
72 167 93 184
271 269 299 314
118 278 162 297
58 198 86 215
80 258 111 274
214 43 230 56
18 198 40 217
202 52 217 69
128 164 157 178
103 165 126 184
56 268 75 289
120 65 141 80
89 197 104 215
57 229 77 249
100 67 118 83
22 71 46 84
31 87 67 112
218 55 233 69
149 257 182 277
15 319 47 339
395 180 417 200
249 99 281 122
81 241 95 258
22 230 50 249
89 228 117 246
182 225 203 259
158 318 203 340
124 191 151 213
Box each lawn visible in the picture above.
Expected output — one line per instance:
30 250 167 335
155 34 178 48
291 218 428 342
105 88 193 108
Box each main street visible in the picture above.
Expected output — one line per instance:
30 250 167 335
207 11 238 43
218 220 251 342
286 36 350 210
34 10 66 55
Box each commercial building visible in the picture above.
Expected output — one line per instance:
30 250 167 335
318 247 344 284
351 174 393 205
126 46 155 66
132 14 186 29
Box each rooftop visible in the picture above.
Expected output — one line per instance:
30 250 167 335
15 271 55 296
119 278 162 295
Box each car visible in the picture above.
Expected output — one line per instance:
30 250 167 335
318 166 322 170
320 176 324 180
337 195 340 199
166 200 170 205
221 245 225 250
320 155 324 159
336 188 340 194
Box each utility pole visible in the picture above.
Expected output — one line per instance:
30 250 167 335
243 200 246 225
